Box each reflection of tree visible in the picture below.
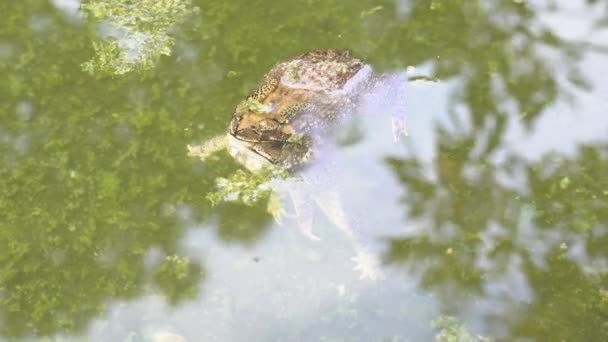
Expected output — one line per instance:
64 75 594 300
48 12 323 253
378 3 608 339
510 250 608 340
588 0 608 26
386 137 608 340
385 133 516 302
371 1 599 165
215 201 274 243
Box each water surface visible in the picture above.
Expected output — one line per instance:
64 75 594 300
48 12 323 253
1 0 608 340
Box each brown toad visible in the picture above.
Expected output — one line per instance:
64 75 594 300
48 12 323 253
227 49 373 171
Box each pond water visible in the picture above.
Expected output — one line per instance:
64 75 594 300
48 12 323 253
1 0 608 341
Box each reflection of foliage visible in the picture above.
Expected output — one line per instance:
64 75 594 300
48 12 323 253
528 147 608 236
369 1 603 161
205 167 290 244
214 201 274 244
154 255 203 304
385 133 517 298
386 140 608 340
433 316 492 342
385 234 485 295
510 250 608 341
81 0 197 76
377 3 608 338
589 0 608 26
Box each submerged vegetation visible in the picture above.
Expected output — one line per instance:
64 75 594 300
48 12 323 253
81 0 198 76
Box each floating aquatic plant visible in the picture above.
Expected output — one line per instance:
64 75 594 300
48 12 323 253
205 168 288 207
81 0 198 76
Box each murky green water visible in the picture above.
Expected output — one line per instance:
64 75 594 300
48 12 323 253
2 0 608 341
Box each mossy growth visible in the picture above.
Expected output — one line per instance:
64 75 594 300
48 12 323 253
80 0 198 76
206 167 288 207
